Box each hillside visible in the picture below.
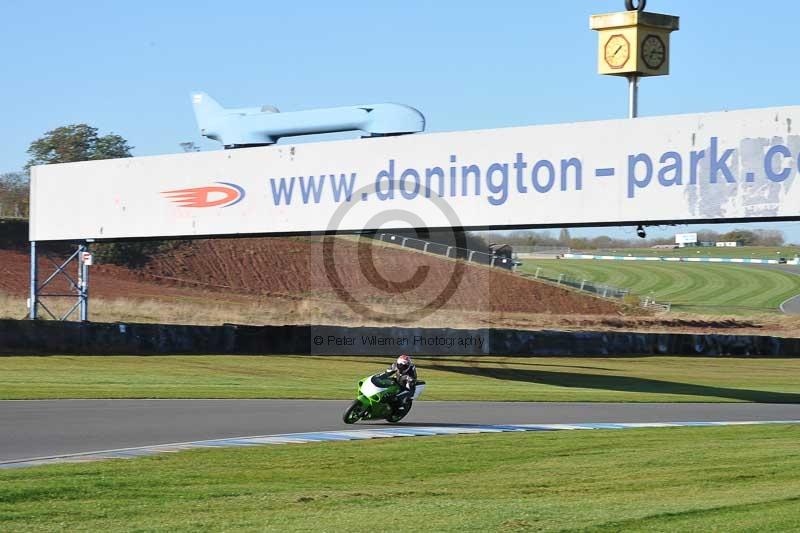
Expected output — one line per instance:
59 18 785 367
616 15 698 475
5 239 800 336
0 236 621 325
139 237 619 315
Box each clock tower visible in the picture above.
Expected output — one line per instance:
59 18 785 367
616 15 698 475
591 9 679 78
591 2 679 118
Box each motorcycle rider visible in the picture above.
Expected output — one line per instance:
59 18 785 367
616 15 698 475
384 354 418 404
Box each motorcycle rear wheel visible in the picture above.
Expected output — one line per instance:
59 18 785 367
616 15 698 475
386 400 413 423
343 400 366 424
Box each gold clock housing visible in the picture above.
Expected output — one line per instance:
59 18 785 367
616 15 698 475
591 10 679 77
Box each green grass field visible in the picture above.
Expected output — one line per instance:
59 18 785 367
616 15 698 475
594 246 800 260
2 424 799 531
521 260 800 314
1 355 799 402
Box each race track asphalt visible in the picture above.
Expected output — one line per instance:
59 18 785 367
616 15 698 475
3 399 800 463
766 264 800 314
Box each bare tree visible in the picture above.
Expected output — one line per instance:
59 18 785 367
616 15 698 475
0 171 29 218
179 142 200 153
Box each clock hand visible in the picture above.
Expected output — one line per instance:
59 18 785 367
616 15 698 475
614 45 623 56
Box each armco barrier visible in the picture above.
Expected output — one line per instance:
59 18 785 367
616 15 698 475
1 319 799 356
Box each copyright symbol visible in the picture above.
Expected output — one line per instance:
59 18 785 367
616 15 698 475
313 336 324 346
321 180 466 322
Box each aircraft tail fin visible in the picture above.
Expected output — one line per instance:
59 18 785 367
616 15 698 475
191 92 225 131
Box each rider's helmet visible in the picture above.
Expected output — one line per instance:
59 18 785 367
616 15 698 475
396 354 412 373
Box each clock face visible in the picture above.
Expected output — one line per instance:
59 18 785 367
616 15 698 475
604 34 630 69
641 34 666 70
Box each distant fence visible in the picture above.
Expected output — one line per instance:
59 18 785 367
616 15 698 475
513 245 571 255
520 265 630 300
375 233 514 270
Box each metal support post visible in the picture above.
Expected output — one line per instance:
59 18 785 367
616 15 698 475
628 75 639 119
83 253 89 321
78 243 89 322
29 241 38 319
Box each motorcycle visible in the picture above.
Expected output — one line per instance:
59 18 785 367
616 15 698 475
342 372 426 424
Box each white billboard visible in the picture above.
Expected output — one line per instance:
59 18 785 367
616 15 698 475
675 233 698 244
30 105 800 241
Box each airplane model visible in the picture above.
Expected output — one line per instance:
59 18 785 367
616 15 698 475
191 92 425 149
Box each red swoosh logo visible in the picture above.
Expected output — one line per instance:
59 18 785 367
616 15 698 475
162 186 239 208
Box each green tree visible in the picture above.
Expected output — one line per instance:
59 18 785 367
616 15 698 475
25 124 133 169
558 228 571 245
721 230 756 246
91 240 179 268
24 124 175 267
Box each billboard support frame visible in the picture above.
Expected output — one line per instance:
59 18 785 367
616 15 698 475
28 242 90 322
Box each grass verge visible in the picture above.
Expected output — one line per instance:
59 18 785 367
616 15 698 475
5 293 800 337
1 425 799 531
1 355 799 402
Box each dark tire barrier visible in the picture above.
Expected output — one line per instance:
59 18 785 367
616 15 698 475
0 219 29 249
0 319 798 357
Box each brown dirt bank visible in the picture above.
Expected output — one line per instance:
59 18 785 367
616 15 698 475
2 239 799 337
138 237 621 315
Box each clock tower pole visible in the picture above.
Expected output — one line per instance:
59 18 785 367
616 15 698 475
628 75 639 119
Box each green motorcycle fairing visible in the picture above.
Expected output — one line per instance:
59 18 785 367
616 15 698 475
343 372 425 424
354 373 401 421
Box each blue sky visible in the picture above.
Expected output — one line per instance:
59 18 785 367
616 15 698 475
2 0 799 243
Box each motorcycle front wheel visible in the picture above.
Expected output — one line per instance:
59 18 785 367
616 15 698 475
343 400 367 424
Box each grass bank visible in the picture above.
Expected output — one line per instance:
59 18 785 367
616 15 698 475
1 355 799 402
596 245 800 260
521 260 800 314
2 424 799 531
